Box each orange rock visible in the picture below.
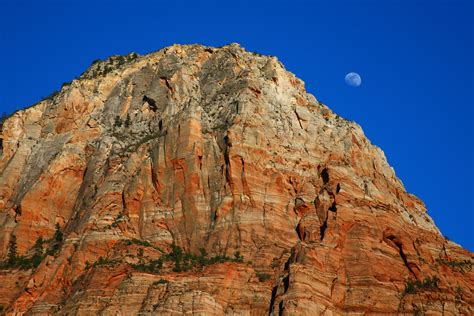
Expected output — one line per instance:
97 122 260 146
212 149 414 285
0 44 472 315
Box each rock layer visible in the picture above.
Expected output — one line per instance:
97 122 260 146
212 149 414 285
0 44 472 315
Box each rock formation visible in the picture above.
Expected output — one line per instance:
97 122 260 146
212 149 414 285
0 43 472 315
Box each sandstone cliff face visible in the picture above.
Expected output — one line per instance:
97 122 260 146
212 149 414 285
0 44 472 315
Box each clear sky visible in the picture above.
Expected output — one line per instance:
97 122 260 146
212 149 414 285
0 0 472 250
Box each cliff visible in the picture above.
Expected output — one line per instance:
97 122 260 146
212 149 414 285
0 43 472 315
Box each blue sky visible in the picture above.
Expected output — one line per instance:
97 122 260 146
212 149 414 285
0 0 472 249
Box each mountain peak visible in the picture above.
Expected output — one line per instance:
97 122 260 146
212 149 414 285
0 44 472 315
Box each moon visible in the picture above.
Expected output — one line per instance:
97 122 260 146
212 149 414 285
345 72 362 87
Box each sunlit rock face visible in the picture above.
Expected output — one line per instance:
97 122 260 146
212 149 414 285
0 44 472 315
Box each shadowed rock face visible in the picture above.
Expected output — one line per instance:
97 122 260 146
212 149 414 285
0 43 472 315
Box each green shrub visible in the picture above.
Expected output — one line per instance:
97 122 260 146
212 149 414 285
437 259 472 273
45 224 64 256
0 235 46 270
124 114 131 128
455 285 463 302
111 213 126 228
166 244 184 272
131 258 163 273
153 278 168 285
404 276 440 295
83 53 139 79
131 238 152 247
46 243 61 256
133 132 162 149
7 234 17 265
30 237 45 268
123 238 163 253
404 281 416 294
41 90 59 102
54 224 63 243
61 81 72 89
256 272 271 282
129 245 244 274
233 251 244 263
114 116 122 128
94 256 120 267
197 248 208 265
14 205 21 217
34 236 45 249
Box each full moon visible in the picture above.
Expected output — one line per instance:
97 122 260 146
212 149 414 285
345 72 362 87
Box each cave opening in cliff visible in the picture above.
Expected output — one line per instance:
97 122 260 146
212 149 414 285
321 168 329 184
143 95 157 111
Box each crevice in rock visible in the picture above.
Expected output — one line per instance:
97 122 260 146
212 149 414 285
336 183 341 194
150 165 160 193
269 261 291 315
223 135 232 186
278 301 284 315
269 285 278 315
13 204 22 222
412 240 422 259
158 119 163 131
143 95 157 111
224 163 231 186
121 190 127 214
294 197 305 210
284 253 292 271
198 155 203 171
386 235 416 277
439 242 449 260
314 189 332 241
288 176 299 196
160 77 173 92
239 157 255 206
282 275 289 292
223 135 231 151
295 222 305 241
321 168 329 184
320 219 328 241
364 180 369 196
293 108 304 129
284 246 300 270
